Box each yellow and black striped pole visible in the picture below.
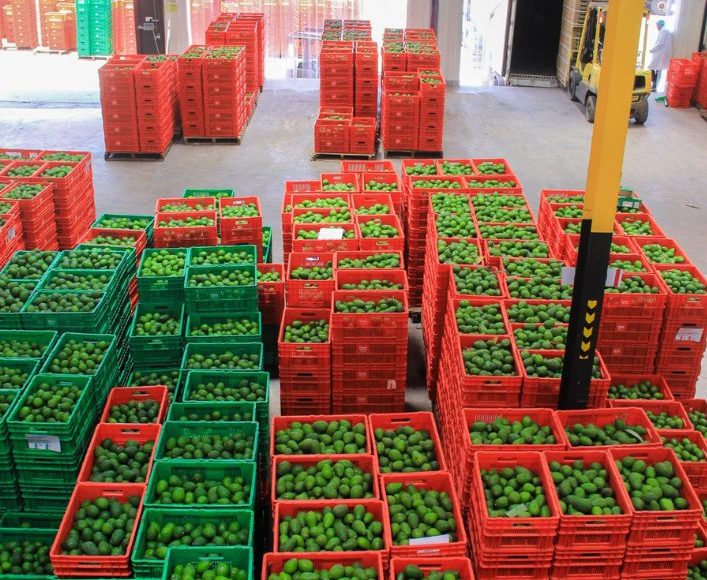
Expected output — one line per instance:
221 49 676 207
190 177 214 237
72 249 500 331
559 0 645 409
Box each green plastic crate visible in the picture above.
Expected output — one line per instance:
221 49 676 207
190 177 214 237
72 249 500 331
0 358 40 390
166 401 256 423
0 251 59 282
132 508 254 579
92 213 155 236
137 248 188 304
153 420 259 462
0 330 58 362
21 290 114 333
144 459 257 509
36 268 116 294
185 312 261 345
162 546 253 580
0 483 22 512
181 342 263 372
184 263 257 304
183 188 234 199
187 245 257 267
17 486 71 514
129 303 185 367
55 245 133 277
0 281 37 329
262 226 272 263
0 510 62 531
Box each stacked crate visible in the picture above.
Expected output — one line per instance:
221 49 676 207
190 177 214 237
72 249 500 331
418 71 445 152
76 0 112 56
135 56 178 155
225 16 259 97
0 198 23 266
153 195 218 248
381 72 419 152
99 55 144 154
666 57 701 108
178 45 208 138
8 0 37 47
203 45 248 138
695 52 707 109
43 9 76 51
354 40 377 117
320 40 354 108
220 196 263 258
112 0 136 54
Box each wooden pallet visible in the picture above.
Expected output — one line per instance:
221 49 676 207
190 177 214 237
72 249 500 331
182 103 255 146
33 47 71 55
78 54 110 60
382 149 443 159
104 139 172 161
311 151 377 160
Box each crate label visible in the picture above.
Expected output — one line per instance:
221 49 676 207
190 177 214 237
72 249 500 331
409 534 450 546
626 429 644 442
318 228 344 240
505 503 528 517
675 327 704 342
561 267 622 287
26 434 61 452
386 379 397 391
304 256 321 262
618 197 641 210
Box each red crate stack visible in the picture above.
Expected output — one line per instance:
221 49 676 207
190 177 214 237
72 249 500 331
286 252 335 308
314 106 352 154
320 40 354 108
467 451 559 579
8 0 37 47
653 263 707 398
153 210 217 248
99 55 146 154
666 57 701 108
381 75 419 152
330 288 408 414
0 166 58 250
354 40 377 117
178 45 208 138
43 9 75 51
219 196 262 254
278 308 332 415
0 198 23 267
418 72 445 152
225 17 259 96
696 52 707 108
112 0 136 54
202 45 248 138
257 263 285 325
35 152 95 249
135 56 178 155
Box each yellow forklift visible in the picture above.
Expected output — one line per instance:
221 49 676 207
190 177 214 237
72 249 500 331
568 1 652 124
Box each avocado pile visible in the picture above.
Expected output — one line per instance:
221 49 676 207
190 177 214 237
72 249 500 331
503 258 563 278
334 298 404 313
338 253 400 269
187 376 265 403
456 301 505 335
641 243 685 264
564 420 648 447
222 202 259 217
467 178 516 188
44 271 111 292
0 392 15 419
481 466 551 517
476 161 507 174
0 278 34 312
440 161 473 175
0 538 53 575
453 268 501 296
60 495 141 555
289 198 349 211
130 369 179 390
134 311 180 336
46 338 111 375
88 235 137 247
0 364 31 389
108 398 161 423
151 470 251 505
259 270 282 282
385 482 458 545
374 425 440 473
431 193 470 214
171 559 248 580
611 259 645 272
477 224 538 240
2 250 56 279
59 248 123 270
475 207 532 224
522 353 601 379
615 455 689 511
604 276 659 294
275 459 374 500
322 179 356 192
188 269 254 288
486 240 550 259
275 419 367 455
4 183 43 197
619 218 654 236
161 202 214 212
172 405 253 423
434 213 476 238
646 410 684 430
290 263 333 280
140 518 249 560
0 336 49 358
506 277 573 300
15 380 84 422
25 291 101 313
554 206 583 218
296 228 355 240
463 338 516 377
294 209 351 224
469 416 556 446
688 561 707 580
688 408 707 437
404 162 436 176
89 438 155 483
506 301 570 324
190 249 254 266
437 241 480 265
283 320 329 343
364 179 398 192
549 459 622 516
412 179 461 190
396 565 461 580
659 269 706 294
513 323 567 350
161 430 254 460
185 349 260 370
662 436 705 462
269 558 378 580
358 219 399 239
97 216 152 230
159 217 215 228
340 277 403 291
278 504 384 552
607 380 665 400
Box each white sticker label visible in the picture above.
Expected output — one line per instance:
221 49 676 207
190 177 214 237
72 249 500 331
26 434 61 452
386 379 397 391
561 267 622 287
505 504 528 517
675 328 704 342
317 228 344 240
409 534 450 546
626 429 644 442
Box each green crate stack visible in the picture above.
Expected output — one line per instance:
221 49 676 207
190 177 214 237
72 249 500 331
0 390 21 513
0 358 40 391
131 507 254 578
127 367 182 402
166 400 256 422
184 263 258 314
262 227 272 263
0 251 60 283
183 188 235 199
92 214 155 246
76 0 113 57
0 330 58 362
185 311 262 345
7 374 95 513
0 510 62 531
128 303 185 368
137 248 188 304
0 528 56 577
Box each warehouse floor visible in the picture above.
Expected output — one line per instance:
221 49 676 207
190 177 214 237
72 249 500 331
1 52 706 402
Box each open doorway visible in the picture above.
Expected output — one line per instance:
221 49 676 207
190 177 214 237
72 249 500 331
459 0 509 86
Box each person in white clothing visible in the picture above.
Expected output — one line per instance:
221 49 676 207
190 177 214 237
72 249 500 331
648 19 672 91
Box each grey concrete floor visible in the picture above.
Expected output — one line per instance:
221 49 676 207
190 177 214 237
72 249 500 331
1 52 706 402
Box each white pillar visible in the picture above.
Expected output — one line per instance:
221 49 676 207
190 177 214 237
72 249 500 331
435 0 463 84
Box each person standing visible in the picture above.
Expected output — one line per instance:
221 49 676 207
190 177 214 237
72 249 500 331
649 19 673 91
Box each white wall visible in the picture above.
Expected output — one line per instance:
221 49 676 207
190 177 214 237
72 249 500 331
672 0 706 57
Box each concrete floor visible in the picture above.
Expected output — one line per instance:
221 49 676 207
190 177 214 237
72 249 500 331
1 52 706 401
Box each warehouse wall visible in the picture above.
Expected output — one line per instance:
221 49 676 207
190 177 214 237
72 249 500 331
672 0 706 57
406 0 433 28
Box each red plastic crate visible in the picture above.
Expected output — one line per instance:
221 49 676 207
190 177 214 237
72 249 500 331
606 373 674 402
257 263 285 325
369 412 447 473
351 193 395 216
615 212 666 238
153 211 218 248
99 386 169 424
292 207 353 225
77 422 161 484
556 407 661 450
668 58 700 87
464 174 522 193
381 471 467 557
632 236 692 267
335 269 408 292
270 414 373 456
658 428 707 490
602 272 669 317
341 160 396 174
331 290 408 342
278 308 332 370
654 264 707 323
156 196 216 213
286 252 335 308
550 552 624 579
356 214 404 252
279 393 332 416
50 484 145 576
334 250 404 270
0 159 45 179
262 552 384 580
470 451 560 548
621 545 692 577
321 173 360 192
292 223 358 254
271 454 380 504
